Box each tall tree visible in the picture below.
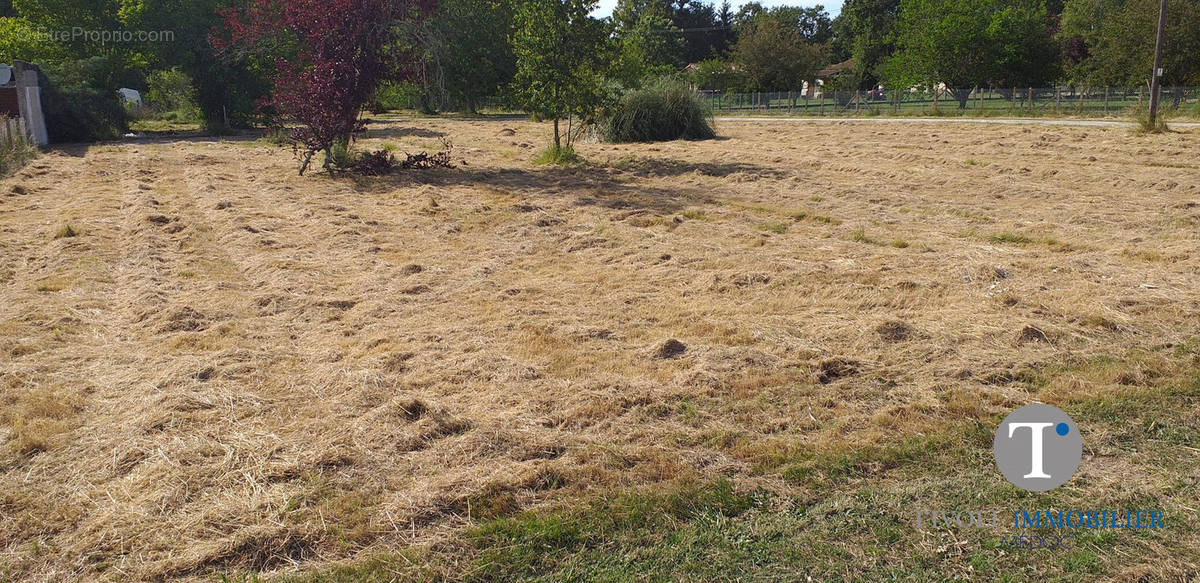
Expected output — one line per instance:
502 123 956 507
1060 0 1200 87
731 12 828 91
512 0 609 151
884 0 1060 107
832 0 901 89
418 0 516 112
119 0 268 129
613 10 684 86
670 0 733 63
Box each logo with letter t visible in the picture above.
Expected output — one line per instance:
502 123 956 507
993 404 1082 491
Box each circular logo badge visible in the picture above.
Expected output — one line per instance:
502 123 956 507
993 403 1082 492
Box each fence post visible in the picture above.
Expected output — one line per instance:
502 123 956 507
1104 87 1109 114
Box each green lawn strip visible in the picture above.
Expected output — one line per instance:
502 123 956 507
267 352 1198 582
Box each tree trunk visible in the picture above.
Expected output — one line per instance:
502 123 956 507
952 88 972 110
553 118 561 151
299 150 314 176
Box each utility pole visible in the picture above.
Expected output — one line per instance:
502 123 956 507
1148 0 1168 126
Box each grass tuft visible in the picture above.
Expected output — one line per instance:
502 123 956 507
54 224 78 239
601 78 716 143
756 221 788 234
533 145 582 166
1130 106 1169 135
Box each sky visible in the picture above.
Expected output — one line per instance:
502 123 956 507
591 0 843 19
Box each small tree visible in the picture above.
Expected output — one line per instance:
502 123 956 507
512 0 609 154
216 0 430 174
731 14 828 92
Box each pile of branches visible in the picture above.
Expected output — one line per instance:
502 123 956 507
341 140 455 176
396 149 454 170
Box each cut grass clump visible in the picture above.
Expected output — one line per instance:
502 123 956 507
601 78 716 143
2 388 80 456
985 231 1079 251
848 227 882 245
789 210 841 225
988 231 1034 244
756 221 788 234
533 145 582 166
54 224 78 239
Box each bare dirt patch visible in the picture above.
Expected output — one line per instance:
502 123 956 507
1 118 1198 580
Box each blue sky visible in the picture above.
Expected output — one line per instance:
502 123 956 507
591 0 843 18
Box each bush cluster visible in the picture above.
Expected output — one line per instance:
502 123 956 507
600 78 717 143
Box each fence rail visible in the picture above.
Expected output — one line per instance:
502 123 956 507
0 117 30 150
700 87 1200 117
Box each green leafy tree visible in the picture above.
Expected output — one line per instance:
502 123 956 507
689 57 741 90
0 14 65 63
671 0 733 64
418 0 516 113
734 2 832 43
119 0 269 129
1060 0 1200 87
512 0 609 152
832 0 901 89
884 0 1059 107
730 12 828 91
614 11 684 87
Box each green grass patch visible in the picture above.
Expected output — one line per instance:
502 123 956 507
848 227 883 245
533 145 582 166
263 345 1200 582
988 231 1035 244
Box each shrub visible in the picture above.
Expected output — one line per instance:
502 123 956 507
601 78 716 143
371 82 418 113
37 58 128 142
145 68 202 123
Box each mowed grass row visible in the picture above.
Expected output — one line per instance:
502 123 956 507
249 343 1200 582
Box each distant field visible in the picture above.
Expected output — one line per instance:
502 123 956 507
1 118 1197 581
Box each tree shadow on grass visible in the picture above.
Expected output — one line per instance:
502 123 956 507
43 132 264 158
363 125 447 139
606 156 793 180
348 163 722 215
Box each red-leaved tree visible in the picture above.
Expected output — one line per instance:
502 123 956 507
214 0 431 174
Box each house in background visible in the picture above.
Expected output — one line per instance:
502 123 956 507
803 59 855 99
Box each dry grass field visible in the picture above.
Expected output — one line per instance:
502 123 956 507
1 117 1198 581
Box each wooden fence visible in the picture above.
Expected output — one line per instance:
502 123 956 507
0 116 30 151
